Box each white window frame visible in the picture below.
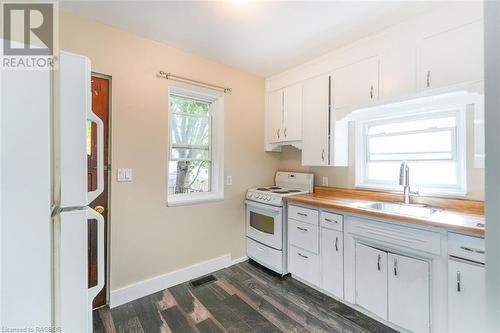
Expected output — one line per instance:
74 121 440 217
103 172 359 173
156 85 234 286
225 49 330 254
166 81 224 207
355 108 467 197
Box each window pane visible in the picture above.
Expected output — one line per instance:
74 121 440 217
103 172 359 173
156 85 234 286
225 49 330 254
368 117 456 135
367 161 457 186
170 95 210 116
368 130 452 155
168 160 210 194
171 148 209 161
171 114 209 146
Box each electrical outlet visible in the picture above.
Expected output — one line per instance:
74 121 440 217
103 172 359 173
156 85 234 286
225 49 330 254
117 168 132 182
226 175 233 186
322 176 329 187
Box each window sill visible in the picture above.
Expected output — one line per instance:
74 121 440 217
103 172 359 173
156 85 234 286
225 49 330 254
166 192 224 207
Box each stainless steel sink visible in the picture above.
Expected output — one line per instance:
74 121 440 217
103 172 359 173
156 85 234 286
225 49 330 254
358 202 442 218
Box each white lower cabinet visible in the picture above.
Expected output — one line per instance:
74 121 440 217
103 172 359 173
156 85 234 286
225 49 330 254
388 253 430 333
355 243 388 320
321 228 344 299
288 245 320 286
447 259 486 333
355 243 430 332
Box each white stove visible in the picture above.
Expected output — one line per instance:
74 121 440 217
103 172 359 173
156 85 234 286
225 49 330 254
246 172 314 206
245 172 314 275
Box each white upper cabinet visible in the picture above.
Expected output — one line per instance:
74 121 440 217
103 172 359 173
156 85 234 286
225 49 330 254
380 47 417 100
447 259 486 333
267 84 302 145
301 75 330 166
332 57 379 110
267 89 283 144
418 21 483 92
355 243 388 320
282 84 302 142
387 253 430 333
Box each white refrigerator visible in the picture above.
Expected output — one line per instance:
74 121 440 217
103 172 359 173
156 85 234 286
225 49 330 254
1 50 105 332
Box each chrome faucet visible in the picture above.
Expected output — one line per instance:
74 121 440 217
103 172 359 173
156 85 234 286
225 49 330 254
399 161 412 204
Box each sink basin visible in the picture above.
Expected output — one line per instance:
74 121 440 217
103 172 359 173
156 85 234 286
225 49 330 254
358 202 442 218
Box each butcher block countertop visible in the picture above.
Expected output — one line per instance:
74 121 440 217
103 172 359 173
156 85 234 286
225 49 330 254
284 187 485 237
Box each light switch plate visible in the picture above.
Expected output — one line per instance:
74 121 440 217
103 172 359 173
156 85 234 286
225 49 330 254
322 176 329 187
117 168 132 182
226 175 233 186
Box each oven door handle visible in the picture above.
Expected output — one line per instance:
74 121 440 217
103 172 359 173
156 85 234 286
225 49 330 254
245 200 283 213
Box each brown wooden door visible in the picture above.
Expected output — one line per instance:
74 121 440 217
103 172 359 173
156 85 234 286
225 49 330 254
88 75 110 308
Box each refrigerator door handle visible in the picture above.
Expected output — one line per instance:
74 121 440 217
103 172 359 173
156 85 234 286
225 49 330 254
87 207 105 302
87 109 105 203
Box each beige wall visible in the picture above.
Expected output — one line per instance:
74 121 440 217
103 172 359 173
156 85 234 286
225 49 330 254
279 110 485 201
60 12 280 291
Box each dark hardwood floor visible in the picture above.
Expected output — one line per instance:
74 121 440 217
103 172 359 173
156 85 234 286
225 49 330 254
94 260 398 333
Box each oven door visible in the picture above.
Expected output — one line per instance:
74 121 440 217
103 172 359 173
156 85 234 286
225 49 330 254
245 200 283 250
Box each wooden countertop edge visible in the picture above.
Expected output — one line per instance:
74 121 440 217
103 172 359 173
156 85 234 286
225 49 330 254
284 195 485 237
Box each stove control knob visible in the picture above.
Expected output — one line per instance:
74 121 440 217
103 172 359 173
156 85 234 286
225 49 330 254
266 196 271 201
248 193 252 198
257 194 262 199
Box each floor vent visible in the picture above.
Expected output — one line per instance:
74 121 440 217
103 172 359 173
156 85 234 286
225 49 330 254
189 274 217 288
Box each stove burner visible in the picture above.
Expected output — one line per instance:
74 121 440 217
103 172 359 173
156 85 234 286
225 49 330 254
257 188 270 191
268 186 282 190
288 189 302 193
272 190 290 194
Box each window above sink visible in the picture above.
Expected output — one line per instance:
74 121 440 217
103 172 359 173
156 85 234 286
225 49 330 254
355 108 467 197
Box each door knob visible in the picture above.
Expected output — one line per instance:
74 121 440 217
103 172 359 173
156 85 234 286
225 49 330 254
95 205 105 214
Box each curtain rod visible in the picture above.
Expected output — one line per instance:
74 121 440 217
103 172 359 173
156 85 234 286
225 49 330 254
157 70 232 94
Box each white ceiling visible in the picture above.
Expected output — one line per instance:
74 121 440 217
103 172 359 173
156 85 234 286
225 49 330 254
61 1 443 77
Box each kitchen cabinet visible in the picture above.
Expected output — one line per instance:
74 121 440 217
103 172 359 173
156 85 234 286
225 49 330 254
380 47 417 100
355 243 388 320
267 84 302 144
321 228 343 299
388 253 430 333
447 259 486 332
418 21 483 92
301 75 330 166
288 245 320 287
332 57 379 110
267 89 283 144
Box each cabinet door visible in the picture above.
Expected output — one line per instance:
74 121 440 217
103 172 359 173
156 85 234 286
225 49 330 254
388 253 430 333
301 75 329 166
448 260 486 333
321 228 343 299
289 245 321 287
355 243 387 320
381 47 417 100
282 84 302 142
332 57 379 109
419 21 483 91
267 90 283 143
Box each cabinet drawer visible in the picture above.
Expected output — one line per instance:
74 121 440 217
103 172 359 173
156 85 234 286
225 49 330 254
288 205 318 226
320 211 343 231
289 219 319 253
448 233 485 264
288 245 320 286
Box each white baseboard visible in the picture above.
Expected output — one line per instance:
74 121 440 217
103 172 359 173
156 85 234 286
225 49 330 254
109 254 247 308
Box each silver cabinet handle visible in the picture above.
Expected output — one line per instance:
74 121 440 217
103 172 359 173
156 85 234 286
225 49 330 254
393 258 398 276
426 71 431 88
297 226 308 232
457 271 461 292
460 245 485 254
284 127 287 137
370 85 374 99
277 128 280 139
321 149 325 161
377 254 382 271
298 252 308 259
324 218 338 224
297 212 308 217
335 237 339 252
